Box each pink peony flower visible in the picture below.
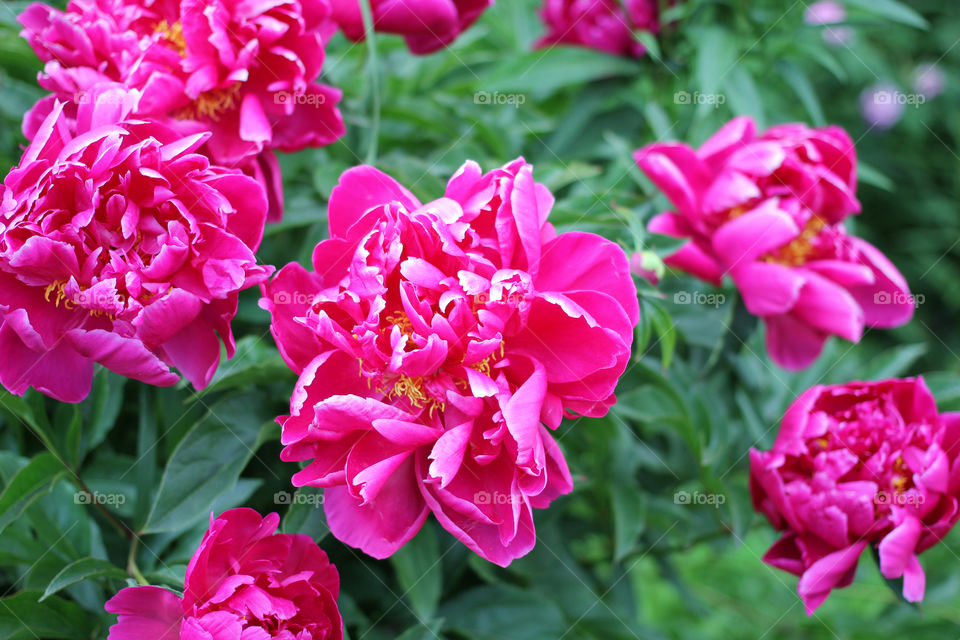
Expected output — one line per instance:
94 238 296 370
19 0 346 219
330 0 494 54
261 158 638 566
536 0 660 58
106 508 343 639
636 116 914 370
0 85 271 402
750 378 960 614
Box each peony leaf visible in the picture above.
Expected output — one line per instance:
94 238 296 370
142 392 273 534
0 591 94 639
0 453 66 537
40 557 127 602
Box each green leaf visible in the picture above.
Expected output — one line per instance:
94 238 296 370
143 392 273 533
441 586 567 640
0 591 93 640
193 336 295 399
864 344 927 380
395 620 445 640
648 302 677 370
611 483 646 562
281 487 329 540
390 523 442 620
859 162 895 192
481 48 639 100
0 453 66 537
723 66 764 127
777 62 825 126
40 557 127 601
693 27 737 104
87 370 127 452
135 386 158 528
844 0 929 29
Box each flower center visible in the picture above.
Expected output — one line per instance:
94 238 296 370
43 281 118 319
890 455 912 493
176 85 242 122
154 19 241 122
767 216 825 266
470 344 505 378
385 311 414 337
154 20 186 56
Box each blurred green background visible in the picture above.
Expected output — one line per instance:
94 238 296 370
1 0 959 638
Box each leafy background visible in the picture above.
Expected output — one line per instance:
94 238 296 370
1 0 959 638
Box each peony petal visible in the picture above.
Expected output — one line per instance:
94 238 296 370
324 462 428 559
105 586 183 640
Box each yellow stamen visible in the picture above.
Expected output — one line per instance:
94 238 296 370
386 375 444 416
891 455 911 493
470 343 506 378
154 20 186 57
767 217 825 266
43 281 118 320
175 85 242 122
892 475 909 493
385 311 415 337
154 20 240 122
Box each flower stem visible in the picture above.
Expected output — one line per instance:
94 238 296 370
127 537 149 586
358 0 381 164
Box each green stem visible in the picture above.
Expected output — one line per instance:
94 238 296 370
7 394 133 540
622 523 753 562
127 537 149 586
358 0 381 164
71 473 133 541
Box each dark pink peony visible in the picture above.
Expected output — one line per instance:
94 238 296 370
0 86 271 402
20 0 346 219
261 158 638 565
330 0 494 54
536 0 660 58
106 508 343 639
636 116 914 370
751 378 960 614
